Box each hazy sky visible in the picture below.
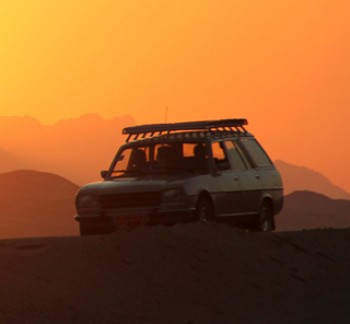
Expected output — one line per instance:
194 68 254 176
0 1 349 190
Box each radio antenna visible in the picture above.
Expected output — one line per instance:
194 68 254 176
164 106 168 123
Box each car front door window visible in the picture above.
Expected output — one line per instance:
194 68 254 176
211 142 230 171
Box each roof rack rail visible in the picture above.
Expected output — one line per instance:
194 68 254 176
122 118 248 142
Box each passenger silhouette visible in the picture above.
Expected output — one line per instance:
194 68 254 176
129 148 146 171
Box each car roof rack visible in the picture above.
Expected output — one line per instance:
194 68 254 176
122 118 248 142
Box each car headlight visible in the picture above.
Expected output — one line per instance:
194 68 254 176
76 194 99 208
162 188 186 204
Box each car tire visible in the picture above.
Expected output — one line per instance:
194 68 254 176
254 200 274 232
196 196 214 222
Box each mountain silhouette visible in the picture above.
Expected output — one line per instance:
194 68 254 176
277 190 350 231
0 170 79 238
275 160 350 200
0 114 135 185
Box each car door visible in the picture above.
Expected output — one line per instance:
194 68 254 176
210 141 244 217
225 140 262 214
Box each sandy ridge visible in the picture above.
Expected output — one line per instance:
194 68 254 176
0 223 350 323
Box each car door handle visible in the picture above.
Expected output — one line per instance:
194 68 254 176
255 174 260 179
233 176 238 181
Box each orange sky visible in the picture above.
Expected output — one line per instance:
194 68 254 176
0 1 349 191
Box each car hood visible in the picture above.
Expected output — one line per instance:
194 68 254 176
79 174 189 195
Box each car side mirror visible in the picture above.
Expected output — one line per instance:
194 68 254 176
100 170 108 179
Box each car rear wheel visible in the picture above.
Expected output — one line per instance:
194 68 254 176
254 200 274 232
196 196 214 222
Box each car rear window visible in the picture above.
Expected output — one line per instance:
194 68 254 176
240 138 272 166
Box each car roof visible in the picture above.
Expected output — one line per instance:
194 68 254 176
122 118 253 144
121 131 254 148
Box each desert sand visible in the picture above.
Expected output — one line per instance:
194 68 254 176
1 223 350 323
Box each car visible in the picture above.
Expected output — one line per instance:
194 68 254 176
74 118 283 235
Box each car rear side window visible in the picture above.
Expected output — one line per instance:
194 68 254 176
240 138 272 166
224 141 247 171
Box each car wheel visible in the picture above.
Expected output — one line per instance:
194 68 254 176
196 196 214 222
254 200 274 232
79 222 115 236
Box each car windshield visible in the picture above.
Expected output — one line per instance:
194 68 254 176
111 142 209 177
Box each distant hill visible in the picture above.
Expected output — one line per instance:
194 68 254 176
277 191 350 231
0 170 79 238
275 160 350 200
0 114 135 185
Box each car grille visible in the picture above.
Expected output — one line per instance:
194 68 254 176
99 192 162 209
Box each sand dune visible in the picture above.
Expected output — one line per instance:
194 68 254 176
277 191 350 231
1 223 350 323
0 170 79 238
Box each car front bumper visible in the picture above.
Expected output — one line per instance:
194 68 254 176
74 205 196 229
